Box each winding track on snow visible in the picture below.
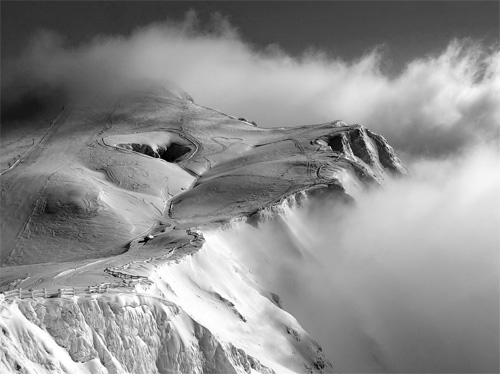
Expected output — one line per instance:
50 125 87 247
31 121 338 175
0 109 71 176
0 109 71 262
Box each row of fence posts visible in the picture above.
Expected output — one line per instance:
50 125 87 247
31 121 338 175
1 284 111 300
2 288 49 299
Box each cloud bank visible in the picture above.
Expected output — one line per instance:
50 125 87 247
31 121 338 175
211 144 499 373
2 11 499 156
2 10 499 372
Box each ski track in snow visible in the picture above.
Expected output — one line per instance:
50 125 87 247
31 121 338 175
0 88 407 374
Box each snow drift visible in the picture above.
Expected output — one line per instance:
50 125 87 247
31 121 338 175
1 85 497 373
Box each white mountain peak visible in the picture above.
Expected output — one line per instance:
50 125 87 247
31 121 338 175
1 87 406 373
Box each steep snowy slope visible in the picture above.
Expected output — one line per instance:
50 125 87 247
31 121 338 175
0 87 406 373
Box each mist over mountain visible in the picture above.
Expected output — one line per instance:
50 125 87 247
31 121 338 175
1 7 499 374
216 144 499 372
0 85 407 373
2 11 499 156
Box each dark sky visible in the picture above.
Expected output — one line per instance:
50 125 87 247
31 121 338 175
2 1 499 73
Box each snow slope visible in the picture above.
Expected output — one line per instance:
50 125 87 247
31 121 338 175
0 86 405 373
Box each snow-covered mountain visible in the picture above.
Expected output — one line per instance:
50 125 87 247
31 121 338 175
0 87 406 374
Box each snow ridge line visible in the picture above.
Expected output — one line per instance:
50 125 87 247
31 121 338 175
103 267 152 282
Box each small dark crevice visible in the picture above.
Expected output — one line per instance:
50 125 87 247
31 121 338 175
130 143 157 158
327 135 344 153
158 143 192 162
270 292 283 309
349 128 374 165
126 143 192 163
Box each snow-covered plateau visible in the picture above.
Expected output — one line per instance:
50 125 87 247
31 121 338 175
1 87 406 373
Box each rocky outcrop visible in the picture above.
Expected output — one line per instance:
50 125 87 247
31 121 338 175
1 87 406 374
1 295 276 374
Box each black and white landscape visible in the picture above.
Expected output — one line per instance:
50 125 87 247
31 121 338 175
1 2 498 373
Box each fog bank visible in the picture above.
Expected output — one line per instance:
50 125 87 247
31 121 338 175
2 11 499 156
208 144 500 372
3 10 499 372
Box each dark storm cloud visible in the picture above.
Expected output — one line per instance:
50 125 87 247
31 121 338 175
2 11 498 156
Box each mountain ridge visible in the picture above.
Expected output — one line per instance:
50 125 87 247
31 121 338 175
0 86 406 373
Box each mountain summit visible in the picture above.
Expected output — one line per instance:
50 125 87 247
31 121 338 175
0 87 406 373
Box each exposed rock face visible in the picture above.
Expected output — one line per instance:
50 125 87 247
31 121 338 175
0 87 405 373
1 295 278 374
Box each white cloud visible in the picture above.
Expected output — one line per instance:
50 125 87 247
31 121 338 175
2 12 499 155
212 144 500 372
3 11 499 372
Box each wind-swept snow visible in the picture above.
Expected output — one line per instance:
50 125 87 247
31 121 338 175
1 87 405 373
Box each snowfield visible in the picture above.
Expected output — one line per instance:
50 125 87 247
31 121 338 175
1 86 406 373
